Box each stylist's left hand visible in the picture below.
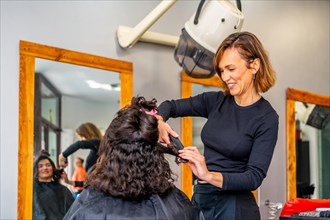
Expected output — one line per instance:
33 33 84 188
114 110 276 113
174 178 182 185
60 170 69 184
178 146 210 181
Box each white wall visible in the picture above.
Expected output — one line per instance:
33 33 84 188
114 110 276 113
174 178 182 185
1 1 329 219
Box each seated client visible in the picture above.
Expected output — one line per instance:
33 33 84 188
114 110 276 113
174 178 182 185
33 150 74 220
64 96 204 220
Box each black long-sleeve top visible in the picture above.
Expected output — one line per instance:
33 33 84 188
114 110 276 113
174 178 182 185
62 139 100 172
158 91 279 191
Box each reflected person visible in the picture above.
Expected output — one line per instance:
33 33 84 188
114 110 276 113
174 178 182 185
33 151 74 220
71 157 86 199
59 122 102 172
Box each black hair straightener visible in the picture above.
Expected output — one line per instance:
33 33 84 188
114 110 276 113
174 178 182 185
157 134 188 164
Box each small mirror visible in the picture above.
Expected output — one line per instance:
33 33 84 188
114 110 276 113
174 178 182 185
295 101 330 199
286 88 330 200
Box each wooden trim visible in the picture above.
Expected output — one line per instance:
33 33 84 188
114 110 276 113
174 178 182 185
181 80 193 199
181 71 225 88
18 54 35 220
18 41 133 219
286 88 330 200
120 71 133 108
286 99 296 200
287 88 330 106
20 41 133 73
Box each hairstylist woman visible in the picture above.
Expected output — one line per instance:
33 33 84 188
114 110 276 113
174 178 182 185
156 31 279 220
59 122 102 172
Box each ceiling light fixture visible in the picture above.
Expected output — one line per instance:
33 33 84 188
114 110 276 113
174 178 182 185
85 80 120 91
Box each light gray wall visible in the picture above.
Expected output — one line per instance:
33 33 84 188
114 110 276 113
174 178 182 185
61 96 119 132
61 96 119 178
1 1 329 219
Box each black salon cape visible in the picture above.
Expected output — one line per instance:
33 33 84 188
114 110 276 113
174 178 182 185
33 180 74 220
64 187 205 220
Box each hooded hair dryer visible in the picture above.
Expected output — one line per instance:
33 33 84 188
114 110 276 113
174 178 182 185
174 0 244 78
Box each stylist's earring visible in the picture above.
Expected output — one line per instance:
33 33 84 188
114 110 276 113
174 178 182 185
253 73 256 80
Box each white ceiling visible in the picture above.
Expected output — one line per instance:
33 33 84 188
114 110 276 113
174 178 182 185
35 58 120 103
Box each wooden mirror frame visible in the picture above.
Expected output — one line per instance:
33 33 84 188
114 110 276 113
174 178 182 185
18 40 133 219
180 71 225 199
286 88 330 200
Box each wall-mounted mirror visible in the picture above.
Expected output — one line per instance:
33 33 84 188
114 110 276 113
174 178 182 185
286 88 330 200
34 59 122 167
18 40 133 219
180 71 225 198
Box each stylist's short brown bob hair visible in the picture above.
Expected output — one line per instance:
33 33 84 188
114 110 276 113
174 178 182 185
214 31 276 94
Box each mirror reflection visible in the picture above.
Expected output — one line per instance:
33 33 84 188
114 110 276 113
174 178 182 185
34 58 120 170
18 40 133 219
295 101 330 199
286 88 330 200
33 59 122 218
34 70 62 162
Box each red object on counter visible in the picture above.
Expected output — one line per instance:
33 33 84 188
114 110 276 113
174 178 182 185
280 198 330 217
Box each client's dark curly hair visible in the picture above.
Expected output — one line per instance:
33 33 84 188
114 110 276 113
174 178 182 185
130 96 158 112
85 96 175 201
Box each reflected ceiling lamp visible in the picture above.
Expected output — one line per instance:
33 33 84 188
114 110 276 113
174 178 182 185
116 0 244 78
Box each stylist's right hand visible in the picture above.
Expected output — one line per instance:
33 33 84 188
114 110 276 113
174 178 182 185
58 153 68 168
156 115 178 145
